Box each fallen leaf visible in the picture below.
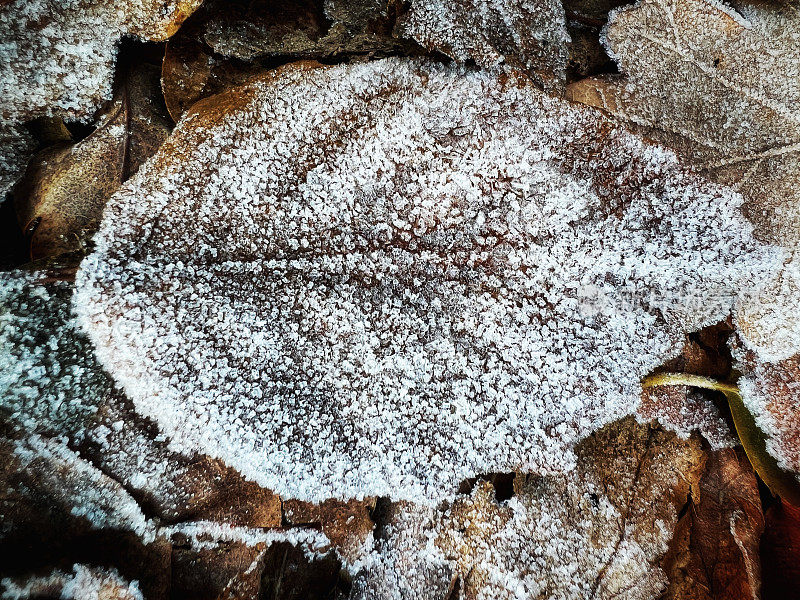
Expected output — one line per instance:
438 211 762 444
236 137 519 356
566 0 800 363
74 57 778 504
642 372 800 506
397 0 570 90
353 418 706 599
0 0 203 124
662 448 763 600
162 17 263 122
15 64 172 260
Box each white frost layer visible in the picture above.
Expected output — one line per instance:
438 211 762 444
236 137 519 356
162 520 332 557
0 271 111 438
74 58 781 504
0 564 142 600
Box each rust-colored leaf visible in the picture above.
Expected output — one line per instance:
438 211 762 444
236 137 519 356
662 448 764 600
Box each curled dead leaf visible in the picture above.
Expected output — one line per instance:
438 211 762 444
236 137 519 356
14 65 171 260
662 447 763 600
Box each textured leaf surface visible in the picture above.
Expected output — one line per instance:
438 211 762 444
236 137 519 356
567 0 800 363
398 0 570 90
14 65 171 260
74 58 777 503
352 419 705 600
662 448 763 600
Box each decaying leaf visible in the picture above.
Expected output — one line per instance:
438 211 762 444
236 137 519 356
397 0 570 90
161 17 265 122
352 418 706 600
642 372 800 506
14 65 172 260
662 448 763 600
0 0 202 124
74 57 778 504
567 0 800 506
0 564 144 600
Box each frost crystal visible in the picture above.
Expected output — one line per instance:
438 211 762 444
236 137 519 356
398 0 570 90
0 0 202 123
75 58 778 504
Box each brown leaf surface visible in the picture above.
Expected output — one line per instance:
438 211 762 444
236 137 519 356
354 418 707 599
662 448 763 600
283 497 376 561
14 65 171 260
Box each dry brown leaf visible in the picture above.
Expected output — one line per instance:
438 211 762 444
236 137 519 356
161 16 265 122
14 65 171 260
397 0 570 90
662 448 763 600
353 419 706 599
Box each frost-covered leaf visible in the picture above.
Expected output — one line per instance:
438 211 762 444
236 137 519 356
397 0 570 90
638 328 737 448
0 0 202 124
3 434 155 542
566 0 800 362
642 372 800 505
0 564 143 600
662 448 763 600
14 65 171 260
75 57 778 504
352 419 705 600
0 270 112 438
732 340 800 500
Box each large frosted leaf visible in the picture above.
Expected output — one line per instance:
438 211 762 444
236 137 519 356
75 58 778 504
